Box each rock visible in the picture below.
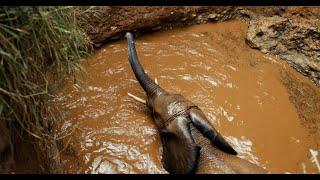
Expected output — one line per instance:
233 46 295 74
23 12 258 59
208 13 217 19
246 14 320 85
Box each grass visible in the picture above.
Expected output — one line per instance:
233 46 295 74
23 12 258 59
0 6 98 171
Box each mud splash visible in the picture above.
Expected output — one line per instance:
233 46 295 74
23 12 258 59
51 20 320 174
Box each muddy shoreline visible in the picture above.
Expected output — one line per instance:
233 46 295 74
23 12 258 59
80 6 320 86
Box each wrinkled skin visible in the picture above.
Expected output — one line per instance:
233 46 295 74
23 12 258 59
125 32 268 174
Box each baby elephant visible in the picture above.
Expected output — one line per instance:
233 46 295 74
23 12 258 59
125 32 267 174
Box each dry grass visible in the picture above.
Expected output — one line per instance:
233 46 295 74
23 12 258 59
0 6 97 167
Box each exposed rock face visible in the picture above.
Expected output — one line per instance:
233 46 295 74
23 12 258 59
246 12 320 85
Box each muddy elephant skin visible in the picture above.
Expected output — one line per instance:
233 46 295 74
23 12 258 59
125 32 268 174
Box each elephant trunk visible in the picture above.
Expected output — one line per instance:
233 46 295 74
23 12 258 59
126 32 162 96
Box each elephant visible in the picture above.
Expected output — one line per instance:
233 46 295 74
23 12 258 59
125 32 268 174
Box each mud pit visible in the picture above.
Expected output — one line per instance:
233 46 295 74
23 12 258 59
51 20 320 174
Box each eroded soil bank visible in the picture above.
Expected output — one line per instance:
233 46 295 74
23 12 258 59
80 6 320 86
52 20 320 174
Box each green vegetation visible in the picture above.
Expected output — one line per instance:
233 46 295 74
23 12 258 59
0 6 97 171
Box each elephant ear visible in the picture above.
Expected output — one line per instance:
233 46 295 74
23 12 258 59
189 108 238 155
161 116 200 174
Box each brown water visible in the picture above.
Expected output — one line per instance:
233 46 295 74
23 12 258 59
51 20 320 174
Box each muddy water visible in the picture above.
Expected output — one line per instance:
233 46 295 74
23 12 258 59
52 20 320 174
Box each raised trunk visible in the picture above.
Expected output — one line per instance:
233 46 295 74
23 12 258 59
126 32 163 96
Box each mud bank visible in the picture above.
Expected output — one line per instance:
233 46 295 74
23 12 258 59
80 6 320 86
